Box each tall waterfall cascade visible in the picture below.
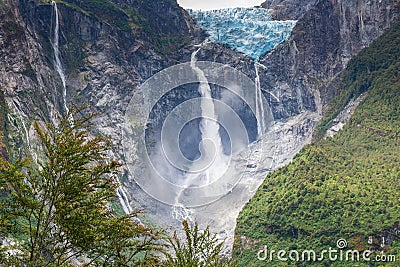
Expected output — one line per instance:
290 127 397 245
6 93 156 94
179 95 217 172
172 41 229 222
188 7 296 137
123 7 296 224
51 1 69 116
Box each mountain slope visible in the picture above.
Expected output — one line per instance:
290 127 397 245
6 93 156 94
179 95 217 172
233 20 400 266
258 0 400 119
1 0 400 257
0 0 202 158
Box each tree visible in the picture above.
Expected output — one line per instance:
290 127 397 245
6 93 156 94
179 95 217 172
164 220 235 267
0 113 163 266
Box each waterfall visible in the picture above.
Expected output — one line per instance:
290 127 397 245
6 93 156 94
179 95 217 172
11 102 38 162
51 1 69 116
189 45 226 185
255 62 280 102
254 62 266 138
11 102 30 149
172 204 194 223
116 186 133 215
172 40 228 221
117 185 144 225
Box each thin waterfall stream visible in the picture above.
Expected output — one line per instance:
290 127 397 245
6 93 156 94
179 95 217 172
254 62 266 138
51 2 135 217
51 1 69 116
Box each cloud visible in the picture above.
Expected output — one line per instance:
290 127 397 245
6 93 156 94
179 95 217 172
177 0 264 10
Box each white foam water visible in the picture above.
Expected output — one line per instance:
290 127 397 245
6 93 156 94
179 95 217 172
254 62 266 138
52 1 69 117
172 40 229 221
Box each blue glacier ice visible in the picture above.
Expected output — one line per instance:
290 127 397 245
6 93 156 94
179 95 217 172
188 8 297 60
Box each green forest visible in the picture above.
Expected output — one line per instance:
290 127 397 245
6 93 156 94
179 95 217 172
233 21 400 267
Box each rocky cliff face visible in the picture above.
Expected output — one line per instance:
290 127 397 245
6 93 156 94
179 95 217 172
0 0 203 156
3 0 398 158
259 0 400 119
1 0 399 256
261 0 317 20
0 0 58 159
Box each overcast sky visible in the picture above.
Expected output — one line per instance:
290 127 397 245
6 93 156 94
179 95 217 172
177 0 264 10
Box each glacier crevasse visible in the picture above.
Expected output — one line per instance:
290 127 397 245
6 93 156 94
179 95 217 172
188 8 297 60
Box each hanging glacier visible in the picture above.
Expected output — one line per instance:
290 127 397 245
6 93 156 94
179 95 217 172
188 7 297 60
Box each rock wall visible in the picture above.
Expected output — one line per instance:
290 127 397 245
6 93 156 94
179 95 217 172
259 0 400 119
262 0 317 20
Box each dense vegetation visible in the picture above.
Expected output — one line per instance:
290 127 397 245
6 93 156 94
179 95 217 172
0 114 163 266
233 21 400 266
0 113 233 266
165 221 234 267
